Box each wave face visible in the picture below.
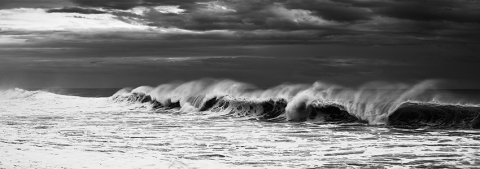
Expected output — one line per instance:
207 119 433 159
111 79 480 129
388 102 480 129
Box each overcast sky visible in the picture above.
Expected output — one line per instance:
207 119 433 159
1 0 480 89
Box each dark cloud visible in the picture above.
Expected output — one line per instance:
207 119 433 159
69 0 480 23
2 0 480 43
34 0 475 42
70 0 210 10
69 0 141 10
88 0 477 42
333 0 480 23
46 7 107 14
124 1 343 32
284 0 373 22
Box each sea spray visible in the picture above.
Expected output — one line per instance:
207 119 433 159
112 79 480 128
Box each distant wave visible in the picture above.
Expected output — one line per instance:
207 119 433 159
112 79 480 129
0 88 52 99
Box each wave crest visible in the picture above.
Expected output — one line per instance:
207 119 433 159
112 79 480 129
0 88 53 100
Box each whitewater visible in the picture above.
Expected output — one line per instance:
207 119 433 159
1 79 479 168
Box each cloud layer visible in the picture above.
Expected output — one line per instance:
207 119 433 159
2 0 480 88
1 0 479 43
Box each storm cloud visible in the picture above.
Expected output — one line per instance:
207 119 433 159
67 0 480 42
1 0 479 42
46 7 107 14
1 0 480 88
70 0 210 10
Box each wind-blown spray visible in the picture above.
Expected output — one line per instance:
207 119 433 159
112 79 480 129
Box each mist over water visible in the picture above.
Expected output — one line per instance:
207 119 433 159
112 79 480 128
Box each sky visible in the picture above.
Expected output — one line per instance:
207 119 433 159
0 0 480 89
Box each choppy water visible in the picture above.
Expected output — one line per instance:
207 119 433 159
1 82 480 168
1 107 480 168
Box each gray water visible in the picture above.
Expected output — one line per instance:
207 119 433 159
1 88 479 168
1 109 479 168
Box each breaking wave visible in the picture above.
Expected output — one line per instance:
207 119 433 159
112 79 480 129
0 88 55 100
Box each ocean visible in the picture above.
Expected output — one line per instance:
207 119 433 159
1 80 479 168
